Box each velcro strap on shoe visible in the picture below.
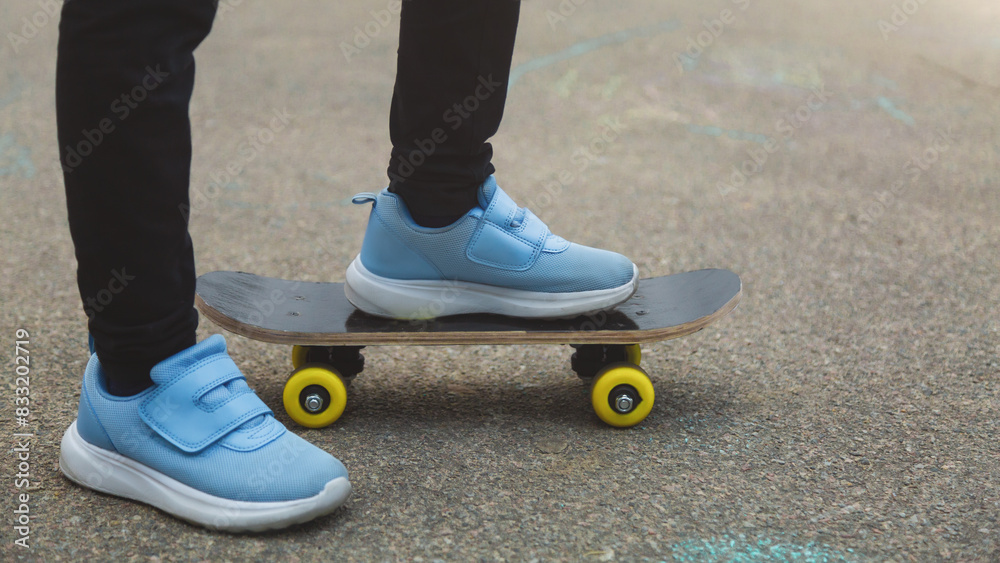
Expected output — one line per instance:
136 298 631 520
139 355 272 453
480 185 520 227
468 186 550 271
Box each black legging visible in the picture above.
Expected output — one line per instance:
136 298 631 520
57 0 521 391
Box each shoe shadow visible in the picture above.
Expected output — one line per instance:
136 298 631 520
343 308 640 336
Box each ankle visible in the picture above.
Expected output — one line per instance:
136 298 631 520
100 359 155 396
409 212 465 228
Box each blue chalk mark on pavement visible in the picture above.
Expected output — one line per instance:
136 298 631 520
0 134 37 179
508 20 682 88
876 96 915 127
668 536 857 562
0 72 27 111
686 124 772 145
870 73 898 91
677 53 700 72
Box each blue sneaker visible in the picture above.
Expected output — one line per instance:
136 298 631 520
59 335 351 532
345 176 638 319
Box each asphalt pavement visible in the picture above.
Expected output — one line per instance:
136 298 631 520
2 0 998 560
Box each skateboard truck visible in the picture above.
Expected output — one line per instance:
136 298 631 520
570 344 642 379
280 345 368 427
292 345 365 381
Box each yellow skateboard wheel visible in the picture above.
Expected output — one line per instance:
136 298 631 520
282 366 347 428
291 345 309 369
590 363 654 427
624 344 641 366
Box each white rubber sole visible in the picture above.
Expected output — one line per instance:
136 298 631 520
59 422 351 532
345 257 639 320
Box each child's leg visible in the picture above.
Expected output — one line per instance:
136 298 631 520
57 0 215 394
57 0 350 530
348 0 637 320
387 0 521 224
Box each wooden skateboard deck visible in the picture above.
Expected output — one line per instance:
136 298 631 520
195 269 741 347
194 268 741 428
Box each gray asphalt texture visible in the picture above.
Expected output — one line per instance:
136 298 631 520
2 0 999 561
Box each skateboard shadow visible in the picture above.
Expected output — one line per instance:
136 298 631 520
343 379 737 432
256 358 735 429
343 309 641 334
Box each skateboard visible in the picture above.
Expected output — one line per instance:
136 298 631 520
194 269 742 428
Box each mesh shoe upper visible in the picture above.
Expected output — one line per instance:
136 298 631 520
75 335 348 503
358 176 636 293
